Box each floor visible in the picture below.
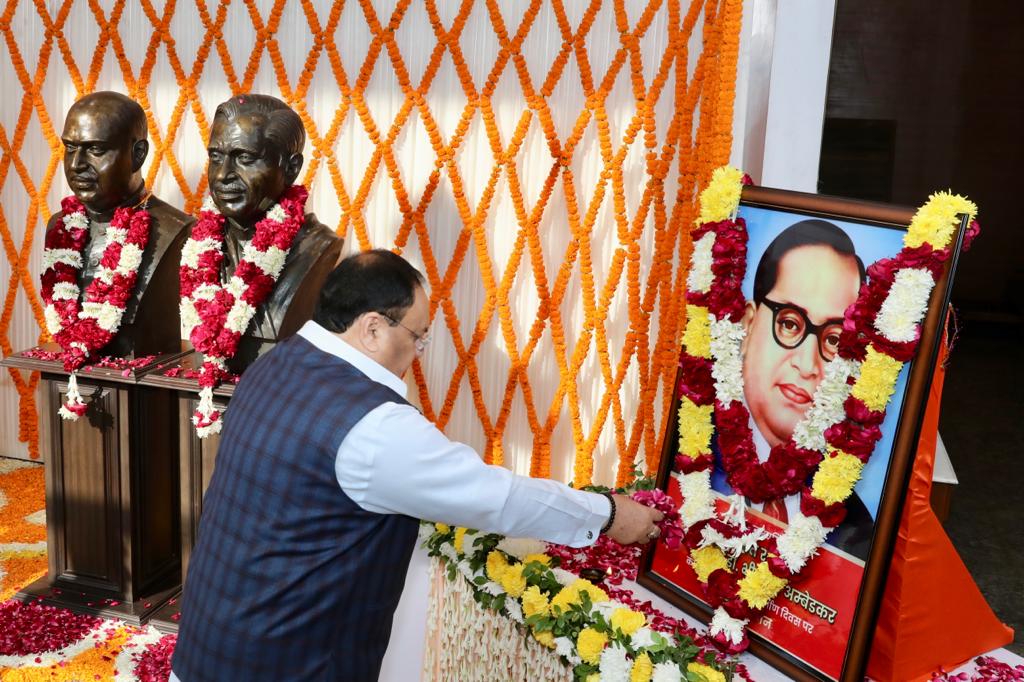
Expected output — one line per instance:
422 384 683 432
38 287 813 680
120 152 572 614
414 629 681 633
939 318 1023 655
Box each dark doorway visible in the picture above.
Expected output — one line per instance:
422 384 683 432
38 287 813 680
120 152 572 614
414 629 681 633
820 0 1023 656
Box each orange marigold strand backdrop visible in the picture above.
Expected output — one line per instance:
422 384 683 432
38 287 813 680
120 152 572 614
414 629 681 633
0 0 741 485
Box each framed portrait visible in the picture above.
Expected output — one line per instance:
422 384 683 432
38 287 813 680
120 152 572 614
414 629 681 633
637 186 972 681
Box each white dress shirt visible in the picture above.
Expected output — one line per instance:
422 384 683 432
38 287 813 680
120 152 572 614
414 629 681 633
296 321 610 547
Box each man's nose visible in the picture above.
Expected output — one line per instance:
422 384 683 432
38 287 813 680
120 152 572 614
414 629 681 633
790 333 821 378
210 158 237 184
67 148 87 170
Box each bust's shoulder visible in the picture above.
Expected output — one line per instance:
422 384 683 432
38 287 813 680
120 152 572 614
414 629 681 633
146 195 195 236
297 213 342 256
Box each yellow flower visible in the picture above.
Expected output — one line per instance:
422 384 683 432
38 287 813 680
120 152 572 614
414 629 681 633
533 628 555 648
691 545 730 583
521 585 550 618
677 397 715 457
696 166 744 225
486 550 508 583
811 450 865 505
610 608 646 636
682 305 711 358
499 562 527 598
586 675 601 682
688 662 727 682
523 552 551 566
550 579 608 614
577 627 608 665
851 348 904 412
453 527 467 554
631 652 654 682
905 191 977 250
434 522 450 534
737 562 787 609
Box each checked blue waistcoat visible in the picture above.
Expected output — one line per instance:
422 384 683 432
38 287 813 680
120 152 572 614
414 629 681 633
172 334 419 681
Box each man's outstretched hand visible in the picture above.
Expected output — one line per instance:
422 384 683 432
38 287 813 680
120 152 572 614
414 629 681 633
604 494 665 545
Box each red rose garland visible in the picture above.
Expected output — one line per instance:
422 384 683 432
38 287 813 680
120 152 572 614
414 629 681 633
178 184 308 437
673 167 980 651
40 195 152 420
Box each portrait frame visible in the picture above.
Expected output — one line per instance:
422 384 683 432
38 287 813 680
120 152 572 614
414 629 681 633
637 185 972 681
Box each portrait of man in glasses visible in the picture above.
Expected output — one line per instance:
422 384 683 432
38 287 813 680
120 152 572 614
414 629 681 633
711 218 874 560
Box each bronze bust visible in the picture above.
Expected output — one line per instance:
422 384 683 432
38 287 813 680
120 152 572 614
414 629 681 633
204 94 342 370
46 90 192 357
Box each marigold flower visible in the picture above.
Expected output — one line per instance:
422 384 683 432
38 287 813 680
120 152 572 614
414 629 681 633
737 562 787 610
631 652 654 682
521 585 549 618
610 608 646 636
688 662 727 682
498 562 527 598
576 627 608 665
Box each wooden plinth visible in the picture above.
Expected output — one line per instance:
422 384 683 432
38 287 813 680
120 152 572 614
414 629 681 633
1 347 187 625
137 351 234 633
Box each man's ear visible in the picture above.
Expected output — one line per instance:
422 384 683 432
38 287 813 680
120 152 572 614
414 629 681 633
131 139 149 173
739 300 757 355
358 313 383 353
284 152 303 186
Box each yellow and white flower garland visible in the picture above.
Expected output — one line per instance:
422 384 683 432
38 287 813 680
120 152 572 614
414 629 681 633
674 167 978 648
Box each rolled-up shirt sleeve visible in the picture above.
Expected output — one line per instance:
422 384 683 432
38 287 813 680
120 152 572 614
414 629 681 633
335 401 609 547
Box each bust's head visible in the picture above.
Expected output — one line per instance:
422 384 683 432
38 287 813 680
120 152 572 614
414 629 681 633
207 94 305 225
61 91 148 215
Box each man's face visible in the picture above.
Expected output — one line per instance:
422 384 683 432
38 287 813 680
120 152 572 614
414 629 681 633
207 114 291 223
377 286 431 378
740 244 861 447
62 109 138 213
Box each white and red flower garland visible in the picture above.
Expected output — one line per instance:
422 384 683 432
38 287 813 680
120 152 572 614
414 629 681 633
673 166 980 651
40 195 152 420
178 184 307 437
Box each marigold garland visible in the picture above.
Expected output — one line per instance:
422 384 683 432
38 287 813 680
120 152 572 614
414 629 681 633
671 166 980 651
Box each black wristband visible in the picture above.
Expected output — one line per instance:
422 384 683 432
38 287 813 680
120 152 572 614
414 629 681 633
599 492 616 534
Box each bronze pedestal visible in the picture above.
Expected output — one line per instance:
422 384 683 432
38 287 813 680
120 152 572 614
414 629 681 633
137 352 235 632
1 348 185 624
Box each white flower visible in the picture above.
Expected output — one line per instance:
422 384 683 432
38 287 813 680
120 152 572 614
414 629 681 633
80 301 123 332
181 237 222 269
242 243 288 279
481 580 505 596
551 567 578 587
875 268 934 343
598 644 632 682
495 537 547 560
675 470 715 528
591 600 619 619
44 305 63 334
709 316 746 404
225 276 247 300
50 282 79 301
180 299 201 338
224 301 257 334
438 542 459 565
62 211 89 230
553 636 581 665
201 196 219 212
456 560 475 581
106 227 128 243
776 511 828 573
116 243 144 274
505 597 524 623
792 357 859 451
686 232 716 294
42 248 83 269
699 522 768 559
95 267 116 285
630 626 658 649
266 204 287 223
710 608 747 645
190 283 221 301
652 661 684 682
